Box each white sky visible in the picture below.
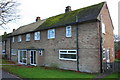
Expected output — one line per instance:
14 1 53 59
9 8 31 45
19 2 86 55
0 0 119 35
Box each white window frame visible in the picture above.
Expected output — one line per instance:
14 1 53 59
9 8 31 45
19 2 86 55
107 48 110 63
11 49 17 55
48 29 55 39
2 50 5 54
102 23 106 34
26 33 30 41
59 50 77 61
39 50 43 56
18 50 27 65
12 37 15 42
30 50 37 66
66 26 72 37
102 48 106 60
18 35 22 42
34 32 40 40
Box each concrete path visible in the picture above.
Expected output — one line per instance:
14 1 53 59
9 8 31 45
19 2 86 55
0 70 22 80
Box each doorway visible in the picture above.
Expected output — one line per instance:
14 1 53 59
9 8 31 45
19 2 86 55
18 50 27 64
30 50 37 66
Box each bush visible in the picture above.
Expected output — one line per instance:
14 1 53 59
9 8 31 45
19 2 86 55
116 50 120 60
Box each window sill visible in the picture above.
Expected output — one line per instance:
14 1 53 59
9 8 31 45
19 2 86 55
59 59 77 61
26 40 30 42
66 36 72 38
12 54 16 56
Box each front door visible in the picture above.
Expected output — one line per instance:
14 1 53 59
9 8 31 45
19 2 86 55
18 50 27 64
30 50 37 66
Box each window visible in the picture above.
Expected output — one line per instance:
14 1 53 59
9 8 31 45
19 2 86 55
102 23 105 34
59 50 77 61
2 50 5 54
12 37 15 42
18 50 27 64
39 50 43 56
48 29 55 39
102 48 106 60
107 48 110 63
26 34 30 41
11 49 17 55
34 32 40 40
3 41 5 45
18 35 22 42
66 26 72 37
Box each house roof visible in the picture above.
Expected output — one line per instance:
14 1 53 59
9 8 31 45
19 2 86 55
11 2 105 36
36 2 105 31
2 33 11 41
12 19 46 36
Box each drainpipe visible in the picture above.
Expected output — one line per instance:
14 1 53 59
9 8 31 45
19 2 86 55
5 40 7 58
99 15 103 73
10 37 12 60
76 16 79 71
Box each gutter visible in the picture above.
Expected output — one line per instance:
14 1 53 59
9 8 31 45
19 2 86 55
76 16 79 71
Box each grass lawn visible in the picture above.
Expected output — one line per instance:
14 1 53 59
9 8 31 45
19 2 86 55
2 59 96 79
115 59 120 62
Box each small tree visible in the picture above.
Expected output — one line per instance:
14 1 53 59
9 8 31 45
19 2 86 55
0 0 19 29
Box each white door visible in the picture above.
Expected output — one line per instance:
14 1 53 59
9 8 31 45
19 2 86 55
18 50 27 65
30 50 37 66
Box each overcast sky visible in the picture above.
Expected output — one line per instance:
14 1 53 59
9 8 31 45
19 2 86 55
0 0 119 35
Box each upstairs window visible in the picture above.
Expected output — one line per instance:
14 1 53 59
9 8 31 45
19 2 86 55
26 33 30 41
48 29 55 39
12 37 15 42
18 35 22 42
34 32 40 40
66 26 72 37
102 23 106 34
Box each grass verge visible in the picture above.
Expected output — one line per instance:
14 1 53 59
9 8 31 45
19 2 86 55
2 59 96 79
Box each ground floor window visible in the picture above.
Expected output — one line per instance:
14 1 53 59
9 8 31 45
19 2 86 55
11 49 17 55
102 48 106 61
59 50 77 61
2 50 5 54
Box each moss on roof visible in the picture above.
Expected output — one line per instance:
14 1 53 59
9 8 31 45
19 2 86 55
36 2 105 30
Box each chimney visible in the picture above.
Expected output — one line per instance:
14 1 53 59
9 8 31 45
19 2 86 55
65 6 72 13
36 17 41 22
13 29 15 32
4 32 7 35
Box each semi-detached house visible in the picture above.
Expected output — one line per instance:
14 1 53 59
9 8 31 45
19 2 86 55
2 2 115 73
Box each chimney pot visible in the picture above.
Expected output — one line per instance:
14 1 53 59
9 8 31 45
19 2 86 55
4 32 7 35
36 17 41 22
13 29 15 32
65 6 72 13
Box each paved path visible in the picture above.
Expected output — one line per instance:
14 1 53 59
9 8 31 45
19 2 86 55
1 70 22 80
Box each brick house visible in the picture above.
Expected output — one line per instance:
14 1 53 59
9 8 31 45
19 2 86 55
2 2 114 73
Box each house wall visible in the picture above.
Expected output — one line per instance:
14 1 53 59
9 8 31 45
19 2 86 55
100 4 115 62
6 38 11 60
11 21 100 73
